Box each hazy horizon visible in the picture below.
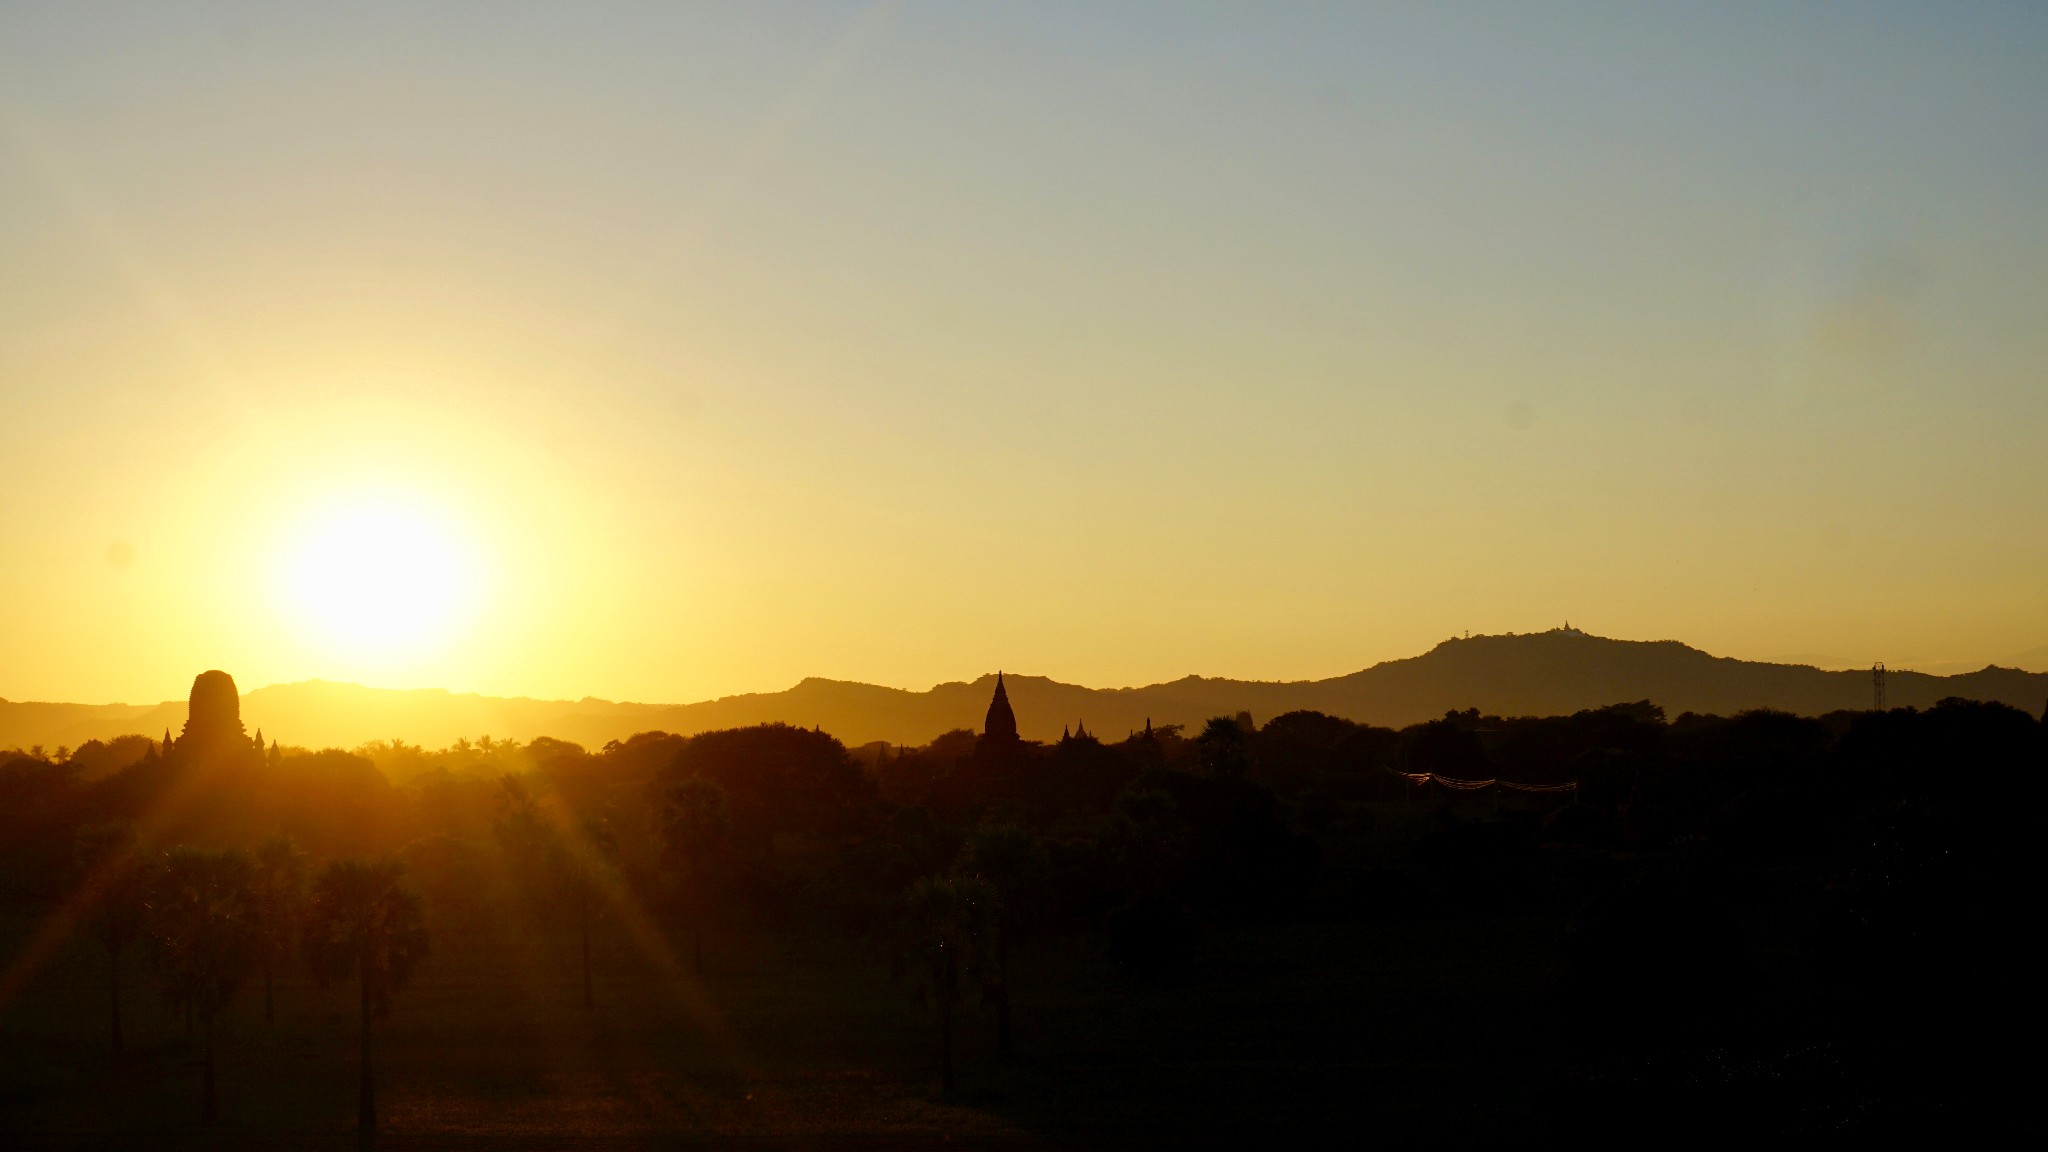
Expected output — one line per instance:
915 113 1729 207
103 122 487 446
9 623 2048 711
10 624 2048 767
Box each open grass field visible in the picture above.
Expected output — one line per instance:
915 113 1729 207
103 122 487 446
0 904 1566 1148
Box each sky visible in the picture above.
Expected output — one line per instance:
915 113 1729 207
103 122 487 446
3 1 2046 706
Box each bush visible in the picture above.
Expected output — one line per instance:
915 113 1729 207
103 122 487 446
1106 895 1197 980
1546 876 1763 1054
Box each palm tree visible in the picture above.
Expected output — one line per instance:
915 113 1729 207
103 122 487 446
252 835 308 1025
562 814 618 1010
303 859 430 1149
1196 715 1252 778
900 874 995 1096
495 776 618 1006
143 848 261 1124
491 774 551 860
75 824 146 1055
961 826 1047 1061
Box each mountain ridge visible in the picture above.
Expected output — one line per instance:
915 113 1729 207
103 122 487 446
6 630 2046 753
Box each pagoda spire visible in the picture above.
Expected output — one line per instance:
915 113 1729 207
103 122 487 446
982 671 1019 743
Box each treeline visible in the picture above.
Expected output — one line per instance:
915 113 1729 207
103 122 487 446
4 695 2045 1135
70 834 425 1132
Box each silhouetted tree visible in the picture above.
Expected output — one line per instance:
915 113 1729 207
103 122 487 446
1196 716 1252 778
252 835 308 1024
1 753 87 902
143 848 261 1124
899 875 995 1096
665 724 876 851
564 814 619 1009
493 774 620 1005
660 776 731 974
268 748 401 860
960 825 1046 1061
1401 710 1490 779
491 773 551 863
1113 783 1195 899
66 734 157 780
75 823 145 1055
303 859 430 1150
1118 765 1319 910
1546 876 1762 1054
1106 894 1198 980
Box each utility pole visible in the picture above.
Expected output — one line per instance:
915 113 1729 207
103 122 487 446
1872 662 1887 712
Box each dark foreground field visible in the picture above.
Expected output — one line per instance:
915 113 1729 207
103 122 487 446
0 907 1558 1148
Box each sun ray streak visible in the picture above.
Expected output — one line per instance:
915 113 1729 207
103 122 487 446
0 748 245 1012
531 786 776 1110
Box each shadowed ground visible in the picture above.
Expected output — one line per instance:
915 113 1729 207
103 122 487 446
0 907 1558 1148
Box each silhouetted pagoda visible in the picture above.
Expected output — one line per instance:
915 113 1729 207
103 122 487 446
921 671 1047 818
164 669 263 770
970 671 1029 774
982 672 1019 743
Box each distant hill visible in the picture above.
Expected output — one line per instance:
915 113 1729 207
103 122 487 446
5 629 2046 753
2012 643 2048 673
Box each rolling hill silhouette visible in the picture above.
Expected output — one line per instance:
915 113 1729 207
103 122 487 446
6 629 2045 752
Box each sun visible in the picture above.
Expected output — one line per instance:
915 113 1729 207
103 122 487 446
282 494 478 657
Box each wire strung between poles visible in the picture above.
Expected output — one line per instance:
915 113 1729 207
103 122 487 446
1401 772 1577 794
